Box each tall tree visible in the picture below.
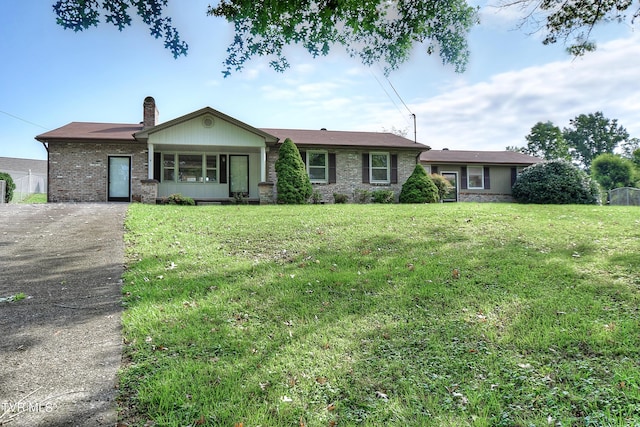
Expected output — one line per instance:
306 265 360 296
563 112 629 170
53 0 478 76
620 138 640 159
591 153 635 190
522 121 570 160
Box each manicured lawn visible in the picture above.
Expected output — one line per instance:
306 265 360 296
119 203 640 426
17 193 46 203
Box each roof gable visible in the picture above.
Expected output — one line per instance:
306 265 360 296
135 107 278 143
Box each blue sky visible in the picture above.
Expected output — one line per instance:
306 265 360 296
1 1 638 161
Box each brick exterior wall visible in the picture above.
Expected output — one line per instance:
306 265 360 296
459 192 514 203
48 141 148 202
266 148 419 203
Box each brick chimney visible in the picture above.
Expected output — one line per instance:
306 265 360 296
143 96 159 128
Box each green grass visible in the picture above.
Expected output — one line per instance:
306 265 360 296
119 203 640 426
17 193 47 203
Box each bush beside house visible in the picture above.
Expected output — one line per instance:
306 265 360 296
275 138 313 204
0 172 15 203
399 164 439 203
512 159 600 204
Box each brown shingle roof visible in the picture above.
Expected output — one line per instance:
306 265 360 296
261 128 430 150
420 150 542 165
35 122 142 142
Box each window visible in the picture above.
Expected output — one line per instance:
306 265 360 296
161 153 219 183
370 153 390 183
163 153 175 182
206 155 217 182
307 151 328 183
179 154 203 182
467 166 484 189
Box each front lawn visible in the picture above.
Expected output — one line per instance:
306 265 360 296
119 203 640 426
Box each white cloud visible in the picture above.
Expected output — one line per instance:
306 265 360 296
404 35 640 150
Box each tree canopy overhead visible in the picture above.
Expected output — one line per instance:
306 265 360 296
502 0 639 55
52 0 478 76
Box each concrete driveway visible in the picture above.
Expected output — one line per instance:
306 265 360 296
0 203 128 427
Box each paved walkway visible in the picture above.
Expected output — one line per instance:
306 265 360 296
0 203 128 427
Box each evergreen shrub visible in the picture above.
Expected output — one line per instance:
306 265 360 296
163 193 196 205
371 189 394 203
0 172 15 203
399 164 439 203
333 193 348 204
275 138 312 204
512 159 600 204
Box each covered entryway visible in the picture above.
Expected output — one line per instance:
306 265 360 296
108 156 131 202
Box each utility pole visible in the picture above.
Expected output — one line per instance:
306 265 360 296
412 114 417 143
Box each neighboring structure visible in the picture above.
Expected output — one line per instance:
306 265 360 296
36 97 428 204
420 150 542 202
0 157 47 201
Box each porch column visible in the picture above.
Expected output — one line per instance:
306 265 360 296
148 143 154 179
260 146 267 182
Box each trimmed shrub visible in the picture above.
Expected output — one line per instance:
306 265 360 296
430 173 454 201
311 190 323 204
371 189 394 204
353 189 371 204
163 193 195 205
0 172 16 203
399 164 439 203
275 138 312 204
333 193 348 204
512 159 600 204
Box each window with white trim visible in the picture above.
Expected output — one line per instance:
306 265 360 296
161 153 218 183
307 151 328 183
163 153 175 182
206 155 217 182
370 152 390 183
467 166 484 189
179 154 203 182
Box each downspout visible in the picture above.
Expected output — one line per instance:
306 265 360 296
40 140 50 203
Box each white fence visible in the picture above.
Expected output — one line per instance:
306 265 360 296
10 171 47 203
608 187 640 206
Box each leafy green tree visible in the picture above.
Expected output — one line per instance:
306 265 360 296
521 121 570 160
620 138 640 159
430 173 454 201
0 172 16 203
563 112 629 170
512 159 600 204
591 153 635 190
52 0 478 75
275 138 312 204
505 0 638 56
399 164 439 203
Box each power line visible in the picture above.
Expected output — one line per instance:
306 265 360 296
0 110 48 130
369 69 412 128
384 75 413 117
377 67 417 143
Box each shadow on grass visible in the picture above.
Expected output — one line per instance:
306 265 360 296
118 202 640 425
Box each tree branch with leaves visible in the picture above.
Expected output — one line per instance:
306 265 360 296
52 0 478 76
